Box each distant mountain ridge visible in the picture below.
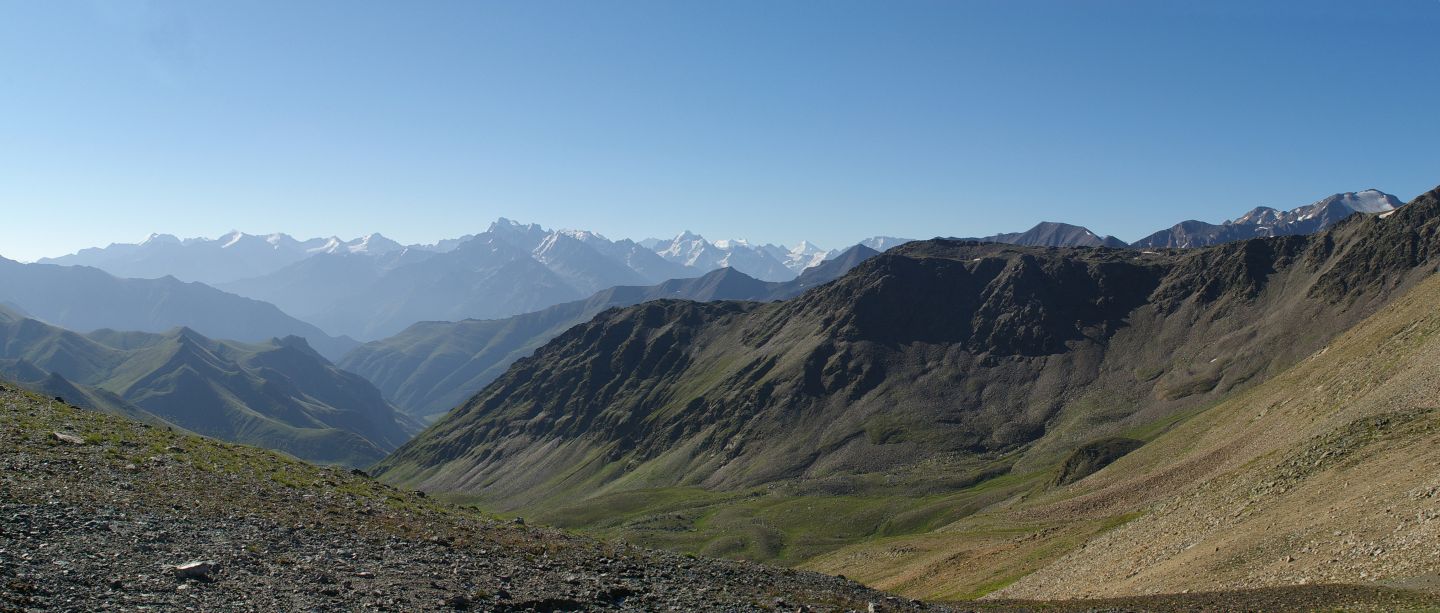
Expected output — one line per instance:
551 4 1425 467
212 220 865 339
0 257 357 360
1133 189 1402 248
39 230 420 285
0 308 414 466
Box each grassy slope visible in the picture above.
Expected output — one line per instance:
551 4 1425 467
802 269 1440 600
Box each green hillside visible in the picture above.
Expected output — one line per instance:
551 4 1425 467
0 308 415 467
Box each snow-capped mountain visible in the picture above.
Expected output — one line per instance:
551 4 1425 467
1133 190 1402 249
307 233 407 256
758 241 837 274
858 236 916 252
40 231 412 285
651 233 797 282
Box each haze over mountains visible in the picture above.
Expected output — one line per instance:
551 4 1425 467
0 256 358 360
40 230 411 285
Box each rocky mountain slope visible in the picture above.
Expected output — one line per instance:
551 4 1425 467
375 186 1440 584
0 309 413 467
340 246 879 421
0 257 356 360
0 387 939 612
807 235 1440 601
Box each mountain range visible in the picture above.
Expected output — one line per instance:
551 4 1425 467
373 185 1440 585
212 221 864 339
0 306 414 466
340 245 879 421
23 188 1399 346
39 230 412 285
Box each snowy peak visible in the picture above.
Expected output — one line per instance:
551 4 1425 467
219 230 248 248
558 229 609 245
1228 207 1283 227
757 241 835 273
1325 189 1403 214
486 218 552 252
859 236 915 252
650 233 797 282
343 233 404 255
140 233 181 247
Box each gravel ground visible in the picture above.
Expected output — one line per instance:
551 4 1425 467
4 385 1438 612
0 386 931 612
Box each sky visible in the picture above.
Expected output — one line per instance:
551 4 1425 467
1 1 1438 261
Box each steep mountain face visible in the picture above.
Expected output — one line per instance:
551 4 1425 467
340 245 879 421
375 187 1439 524
962 222 1129 248
0 309 413 466
39 231 411 285
0 259 357 360
1133 189 1402 248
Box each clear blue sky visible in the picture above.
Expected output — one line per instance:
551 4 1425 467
2 1 1438 261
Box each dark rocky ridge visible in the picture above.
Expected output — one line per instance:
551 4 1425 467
377 187 1440 512
960 221 1128 248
